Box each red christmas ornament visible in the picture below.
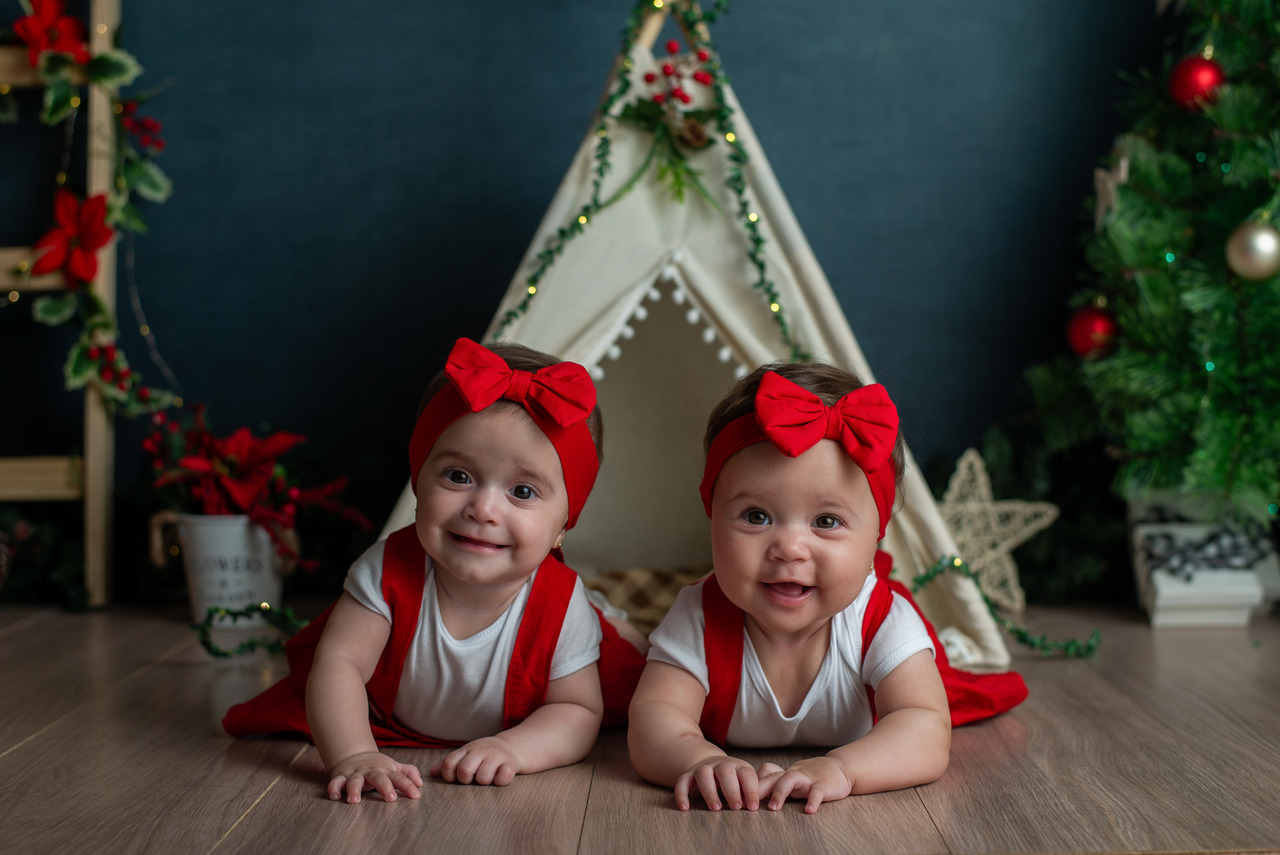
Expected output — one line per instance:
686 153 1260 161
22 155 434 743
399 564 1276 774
665 39 680 55
1168 56 1225 110
1067 306 1117 358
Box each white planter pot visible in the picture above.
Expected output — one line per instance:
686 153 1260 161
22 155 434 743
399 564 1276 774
176 514 283 627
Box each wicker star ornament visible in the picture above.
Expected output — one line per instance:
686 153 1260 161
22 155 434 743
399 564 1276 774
938 449 1059 613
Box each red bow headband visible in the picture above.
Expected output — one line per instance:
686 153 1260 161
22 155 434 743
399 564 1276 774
699 371 900 539
409 338 600 529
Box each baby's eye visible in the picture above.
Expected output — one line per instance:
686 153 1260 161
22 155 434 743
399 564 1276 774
814 514 841 530
743 509 770 526
510 484 537 501
445 469 471 485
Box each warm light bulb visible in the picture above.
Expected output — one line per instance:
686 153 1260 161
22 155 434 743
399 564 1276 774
527 285 537 295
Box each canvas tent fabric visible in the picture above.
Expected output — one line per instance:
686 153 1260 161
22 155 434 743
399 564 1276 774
381 37 1012 671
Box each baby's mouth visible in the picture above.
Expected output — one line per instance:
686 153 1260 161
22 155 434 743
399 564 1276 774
450 532 505 550
765 581 812 599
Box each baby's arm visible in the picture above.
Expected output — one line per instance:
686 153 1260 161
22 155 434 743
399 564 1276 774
627 661 762 811
430 662 603 786
760 649 951 812
305 592 423 804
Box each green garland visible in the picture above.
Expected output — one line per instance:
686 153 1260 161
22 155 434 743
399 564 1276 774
192 603 308 658
496 0 809 361
913 556 1102 658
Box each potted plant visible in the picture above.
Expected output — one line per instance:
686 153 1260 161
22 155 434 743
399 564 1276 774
144 405 370 626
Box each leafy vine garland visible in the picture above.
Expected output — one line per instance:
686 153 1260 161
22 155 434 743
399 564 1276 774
914 556 1102 658
192 603 308 658
495 0 808 361
4 0 175 417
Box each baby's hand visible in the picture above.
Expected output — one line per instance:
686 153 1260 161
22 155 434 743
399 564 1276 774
756 757 852 814
429 736 524 786
327 751 422 804
673 756 761 812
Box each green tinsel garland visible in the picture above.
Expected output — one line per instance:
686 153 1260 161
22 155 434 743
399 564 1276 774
496 0 808 361
192 603 308 658
913 556 1102 658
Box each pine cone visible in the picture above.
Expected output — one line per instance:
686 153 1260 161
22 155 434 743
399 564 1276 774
676 118 710 150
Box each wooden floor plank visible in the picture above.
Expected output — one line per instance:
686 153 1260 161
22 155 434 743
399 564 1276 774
1 600 1276 854
213 741 594 854
0 624 326 854
0 607 194 756
579 731 949 855
919 608 1280 854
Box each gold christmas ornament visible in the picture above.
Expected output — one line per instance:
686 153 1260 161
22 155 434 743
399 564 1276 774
1225 220 1280 281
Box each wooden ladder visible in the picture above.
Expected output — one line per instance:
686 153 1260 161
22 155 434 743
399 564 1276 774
0 0 122 607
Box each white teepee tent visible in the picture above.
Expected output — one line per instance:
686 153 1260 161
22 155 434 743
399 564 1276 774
383 6 1011 669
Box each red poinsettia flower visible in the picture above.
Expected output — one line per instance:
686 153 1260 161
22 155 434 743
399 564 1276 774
31 189 115 285
12 0 91 67
162 427 307 515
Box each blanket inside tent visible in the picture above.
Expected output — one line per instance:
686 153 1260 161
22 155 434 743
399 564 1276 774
381 3 1013 671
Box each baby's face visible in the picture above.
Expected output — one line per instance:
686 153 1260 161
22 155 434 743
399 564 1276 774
709 438 880 639
414 404 569 590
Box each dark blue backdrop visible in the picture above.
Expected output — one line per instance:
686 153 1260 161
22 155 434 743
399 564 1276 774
3 1 1163 575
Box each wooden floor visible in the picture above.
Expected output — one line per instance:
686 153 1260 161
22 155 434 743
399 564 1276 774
2 601 1278 855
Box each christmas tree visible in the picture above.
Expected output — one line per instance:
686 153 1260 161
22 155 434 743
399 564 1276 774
1030 0 1280 525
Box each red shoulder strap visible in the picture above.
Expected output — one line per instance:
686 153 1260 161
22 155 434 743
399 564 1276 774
698 574 744 747
365 525 428 713
859 549 899 721
502 552 578 729
867 549 1030 727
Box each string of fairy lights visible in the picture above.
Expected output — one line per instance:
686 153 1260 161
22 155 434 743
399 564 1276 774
494 0 809 362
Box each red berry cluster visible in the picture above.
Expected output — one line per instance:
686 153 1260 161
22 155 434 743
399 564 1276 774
119 100 166 152
87 341 152 401
641 39 714 105
141 409 183 471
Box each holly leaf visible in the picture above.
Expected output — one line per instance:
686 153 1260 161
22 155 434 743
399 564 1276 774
124 158 173 204
96 375 129 404
63 341 97 389
684 108 718 124
40 76 78 124
32 293 78 326
85 49 143 88
38 51 80 81
618 98 665 133
110 200 149 234
124 387 176 418
81 291 117 337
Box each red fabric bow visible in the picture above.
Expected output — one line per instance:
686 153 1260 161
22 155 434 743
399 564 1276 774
754 371 898 472
444 337 596 428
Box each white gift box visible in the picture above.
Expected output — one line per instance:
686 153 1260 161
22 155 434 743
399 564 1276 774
1131 522 1268 627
